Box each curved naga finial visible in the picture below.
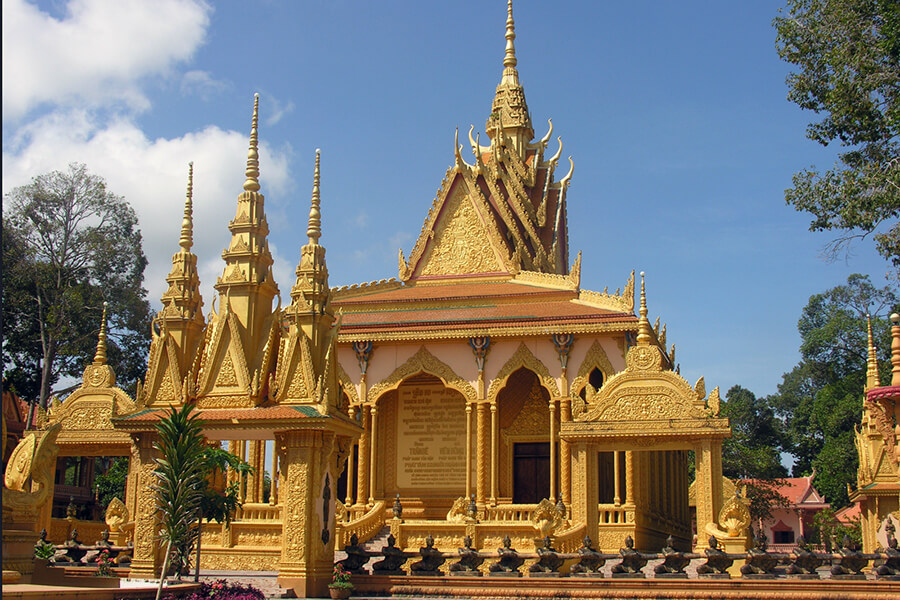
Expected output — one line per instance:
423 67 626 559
454 128 471 168
548 137 563 165
539 119 553 147
560 156 574 187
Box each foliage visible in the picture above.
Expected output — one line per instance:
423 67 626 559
152 403 207 578
33 539 55 560
196 446 252 526
774 0 900 269
770 274 898 507
330 563 354 590
2 163 151 407
96 549 114 577
811 507 863 551
163 579 264 600
94 456 129 510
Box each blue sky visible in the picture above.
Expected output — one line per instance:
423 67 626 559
2 0 893 398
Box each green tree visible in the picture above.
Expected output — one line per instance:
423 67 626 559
720 385 789 523
770 274 898 507
2 163 151 410
94 456 129 510
774 0 900 268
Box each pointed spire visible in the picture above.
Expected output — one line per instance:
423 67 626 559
307 149 322 244
866 314 880 390
503 0 517 71
93 302 109 365
179 162 194 251
891 313 900 386
243 93 260 192
636 271 652 345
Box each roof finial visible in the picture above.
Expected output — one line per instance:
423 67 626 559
891 313 900 386
307 149 322 244
866 314 880 390
179 162 194 251
504 0 517 69
637 271 652 345
243 93 260 192
93 302 109 366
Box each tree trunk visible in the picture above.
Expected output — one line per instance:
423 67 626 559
194 509 203 583
155 539 172 600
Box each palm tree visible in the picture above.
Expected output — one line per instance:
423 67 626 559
152 403 206 595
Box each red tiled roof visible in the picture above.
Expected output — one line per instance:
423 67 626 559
741 476 829 506
335 280 636 338
116 405 324 423
835 502 862 523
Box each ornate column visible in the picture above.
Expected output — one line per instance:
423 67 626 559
613 451 622 506
549 399 557 503
127 433 162 578
368 404 378 506
476 402 489 504
552 333 574 506
469 336 490 506
344 407 356 506
356 406 370 506
490 400 499 505
693 439 723 550
247 441 260 503
276 429 338 598
625 451 634 505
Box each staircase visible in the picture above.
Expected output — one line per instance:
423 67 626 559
334 525 392 568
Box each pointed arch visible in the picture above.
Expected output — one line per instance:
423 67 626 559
487 342 560 403
570 340 616 396
366 346 477 404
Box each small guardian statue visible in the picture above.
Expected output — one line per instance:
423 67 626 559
528 536 563 576
371 534 407 575
610 535 646 578
570 536 605 576
654 535 689 578
785 536 821 578
488 536 524 576
448 535 484 575
341 533 370 574
740 530 777 577
410 534 445 575
696 535 732 577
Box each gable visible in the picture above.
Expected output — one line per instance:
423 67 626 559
413 177 507 278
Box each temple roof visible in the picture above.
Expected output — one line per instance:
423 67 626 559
334 274 638 342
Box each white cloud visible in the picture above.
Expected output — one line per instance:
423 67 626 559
2 109 294 309
2 0 212 120
262 92 295 126
181 70 231 100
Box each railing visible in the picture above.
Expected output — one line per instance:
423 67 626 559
336 501 386 547
551 522 588 553
234 503 282 521
481 504 537 522
597 504 628 524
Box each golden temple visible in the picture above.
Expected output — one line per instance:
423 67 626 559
2 2 756 597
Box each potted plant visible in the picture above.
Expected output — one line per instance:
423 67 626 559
328 563 354 599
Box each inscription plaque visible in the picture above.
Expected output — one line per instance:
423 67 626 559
397 384 466 490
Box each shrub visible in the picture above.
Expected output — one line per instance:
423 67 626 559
330 563 354 590
163 579 265 600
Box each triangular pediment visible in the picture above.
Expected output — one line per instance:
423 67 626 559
406 174 509 279
196 310 253 407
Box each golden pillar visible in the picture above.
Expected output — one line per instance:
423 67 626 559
344 407 356 506
625 451 634 505
613 450 622 505
356 406 370 506
476 400 489 504
465 401 473 500
368 404 378 506
549 399 557 503
693 439 724 550
277 429 338 599
128 433 162 579
247 441 260 503
490 400 499 505
559 393 572 507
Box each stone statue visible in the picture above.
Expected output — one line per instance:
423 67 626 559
570 536 604 575
830 535 866 578
371 534 406 574
654 535 689 576
95 529 111 548
875 522 900 578
392 494 403 519
528 536 563 575
488 536 524 575
341 533 369 574
697 535 732 576
410 534 445 574
449 535 484 574
740 530 777 576
610 535 646 576
785 536 821 576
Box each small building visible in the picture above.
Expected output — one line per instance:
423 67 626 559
742 476 830 551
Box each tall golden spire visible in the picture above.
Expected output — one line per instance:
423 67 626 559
243 93 260 192
307 149 322 244
502 0 518 77
891 313 900 386
486 0 533 153
93 302 109 365
179 162 194 251
866 314 880 390
636 271 652 345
